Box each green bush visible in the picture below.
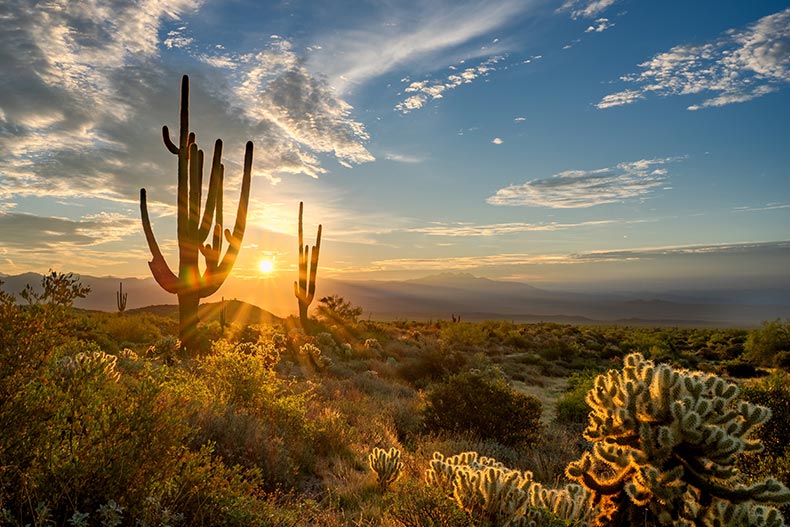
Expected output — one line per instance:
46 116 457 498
555 369 600 425
745 320 790 366
422 370 542 447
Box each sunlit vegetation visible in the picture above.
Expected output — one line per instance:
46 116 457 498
2 275 790 526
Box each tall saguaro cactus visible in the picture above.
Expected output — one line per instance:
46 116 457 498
140 75 253 351
116 282 127 315
294 201 321 329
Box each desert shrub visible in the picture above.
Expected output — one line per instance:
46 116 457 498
723 358 764 378
745 319 790 366
96 312 163 348
741 373 790 460
387 480 475 527
422 370 542 447
566 352 790 527
0 339 198 524
397 345 467 387
555 369 600 425
440 322 489 349
182 342 319 489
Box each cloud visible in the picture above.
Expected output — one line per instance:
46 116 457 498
572 240 790 260
408 219 614 236
0 2 375 207
514 116 526 121
383 152 426 163
585 18 613 33
558 0 617 19
0 211 138 248
365 240 790 273
310 0 531 94
487 157 679 208
231 39 374 176
598 8 790 110
395 56 504 113
491 137 504 145
733 203 790 213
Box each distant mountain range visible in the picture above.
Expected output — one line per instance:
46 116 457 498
2 271 788 328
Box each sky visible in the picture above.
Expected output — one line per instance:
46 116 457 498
1 0 789 298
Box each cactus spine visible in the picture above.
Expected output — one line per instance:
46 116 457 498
368 447 403 491
293 201 321 329
116 282 127 315
565 352 790 527
140 75 253 352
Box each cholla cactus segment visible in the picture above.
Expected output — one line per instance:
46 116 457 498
566 352 790 527
426 451 594 527
368 447 403 490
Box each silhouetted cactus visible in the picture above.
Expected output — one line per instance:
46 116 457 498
140 75 253 352
293 201 321 329
369 447 403 491
565 352 790 527
219 296 227 333
116 282 127 315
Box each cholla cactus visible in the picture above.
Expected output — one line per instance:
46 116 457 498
426 451 594 527
364 338 382 352
369 447 403 491
566 352 790 527
57 351 121 383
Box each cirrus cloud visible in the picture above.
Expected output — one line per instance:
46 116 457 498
487 157 679 208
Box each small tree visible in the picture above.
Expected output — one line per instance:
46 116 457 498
19 270 91 307
317 294 362 324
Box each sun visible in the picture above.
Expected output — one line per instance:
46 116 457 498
258 258 274 274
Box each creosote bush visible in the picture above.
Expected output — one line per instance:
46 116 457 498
423 370 542 447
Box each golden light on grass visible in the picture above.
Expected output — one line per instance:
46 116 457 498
258 258 275 274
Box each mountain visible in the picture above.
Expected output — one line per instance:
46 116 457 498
2 271 789 327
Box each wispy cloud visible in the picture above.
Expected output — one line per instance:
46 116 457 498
598 8 790 110
395 56 504 113
487 157 679 208
733 203 790 213
408 219 614 236
363 240 790 272
585 18 613 33
310 0 531 94
383 152 426 163
558 0 617 20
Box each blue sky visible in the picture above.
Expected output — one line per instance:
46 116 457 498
1 0 789 294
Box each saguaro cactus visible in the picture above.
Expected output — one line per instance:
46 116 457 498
140 75 253 351
565 353 790 527
293 201 321 329
116 282 127 315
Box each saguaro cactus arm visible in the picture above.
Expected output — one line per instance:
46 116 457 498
199 140 252 297
140 188 180 294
